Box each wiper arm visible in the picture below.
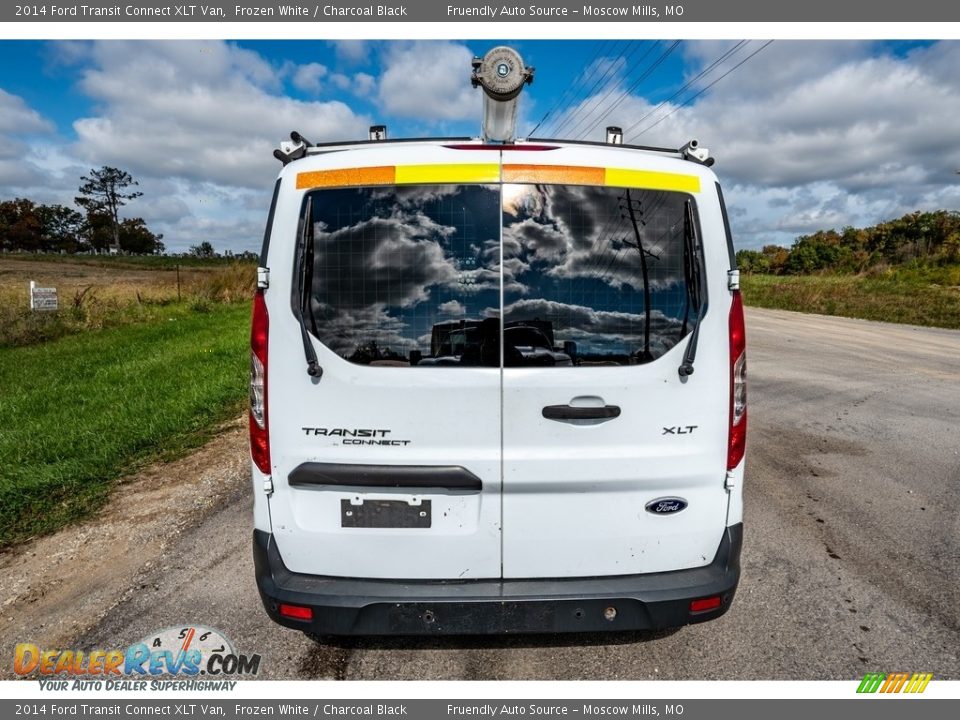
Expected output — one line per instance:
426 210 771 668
624 189 653 362
679 200 703 377
294 197 322 378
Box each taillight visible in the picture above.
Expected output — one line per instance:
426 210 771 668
250 289 270 474
278 603 313 621
689 595 723 614
727 290 747 470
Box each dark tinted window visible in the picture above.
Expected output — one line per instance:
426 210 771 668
501 184 696 366
303 183 700 368
305 185 501 367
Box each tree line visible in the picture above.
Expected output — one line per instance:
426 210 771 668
736 210 960 275
0 167 164 255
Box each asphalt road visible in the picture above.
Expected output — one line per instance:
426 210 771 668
32 308 960 679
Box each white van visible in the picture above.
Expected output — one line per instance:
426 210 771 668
251 50 746 637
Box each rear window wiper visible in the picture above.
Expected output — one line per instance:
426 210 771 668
293 196 322 378
678 200 704 377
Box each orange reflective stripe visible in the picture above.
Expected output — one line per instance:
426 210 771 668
296 166 395 189
503 164 605 185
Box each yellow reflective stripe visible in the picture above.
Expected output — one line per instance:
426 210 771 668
394 163 499 184
605 167 701 193
915 673 933 693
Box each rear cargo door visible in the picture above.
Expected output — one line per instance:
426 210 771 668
267 148 504 580
499 147 730 578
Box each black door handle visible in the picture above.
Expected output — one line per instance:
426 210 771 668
542 405 621 420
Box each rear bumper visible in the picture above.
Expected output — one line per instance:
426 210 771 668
253 523 742 636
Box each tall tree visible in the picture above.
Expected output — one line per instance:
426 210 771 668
37 204 85 253
0 198 42 252
118 217 164 255
75 166 143 253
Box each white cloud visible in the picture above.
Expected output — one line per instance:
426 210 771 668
353 72 376 97
554 40 960 248
330 40 369 66
1 42 373 253
437 300 466 315
292 62 328 94
0 89 54 134
378 41 480 121
71 41 371 189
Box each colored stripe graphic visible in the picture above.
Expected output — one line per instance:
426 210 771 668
605 167 701 193
298 164 701 193
502 164 605 185
395 163 499 184
503 164 700 193
857 673 886 693
857 672 932 693
904 673 933 693
881 672 909 693
297 164 498 189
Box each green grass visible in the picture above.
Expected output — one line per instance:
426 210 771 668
740 272 960 329
0 302 250 547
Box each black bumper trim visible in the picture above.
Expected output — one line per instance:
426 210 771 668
253 524 742 636
288 462 482 492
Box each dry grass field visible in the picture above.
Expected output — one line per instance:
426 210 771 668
0 254 255 346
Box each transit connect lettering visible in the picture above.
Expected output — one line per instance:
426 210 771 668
302 428 391 437
301 428 412 446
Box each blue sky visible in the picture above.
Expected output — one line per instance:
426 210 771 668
1 39 958 254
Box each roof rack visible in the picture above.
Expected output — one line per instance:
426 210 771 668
273 131 715 167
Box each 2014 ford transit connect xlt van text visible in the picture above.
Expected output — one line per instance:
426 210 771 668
251 48 746 637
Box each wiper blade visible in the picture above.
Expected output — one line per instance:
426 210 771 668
679 200 703 377
294 197 322 378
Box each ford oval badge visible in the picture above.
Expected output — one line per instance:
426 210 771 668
645 497 688 515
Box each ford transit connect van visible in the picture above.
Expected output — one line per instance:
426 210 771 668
251 49 745 637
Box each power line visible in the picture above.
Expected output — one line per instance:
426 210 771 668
544 41 640 138
628 40 775 141
619 40 748 139
526 40 612 137
549 41 653 139
568 40 682 141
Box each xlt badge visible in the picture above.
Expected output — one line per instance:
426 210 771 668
663 425 698 435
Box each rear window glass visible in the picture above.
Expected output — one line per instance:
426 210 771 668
502 184 696 366
305 185 502 367
302 183 700 368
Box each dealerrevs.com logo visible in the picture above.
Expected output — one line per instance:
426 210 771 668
857 672 933 694
14 625 261 691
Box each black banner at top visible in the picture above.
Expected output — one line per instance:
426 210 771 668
5 0 960 23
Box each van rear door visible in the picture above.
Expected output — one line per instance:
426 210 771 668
266 148 504 580
499 147 731 578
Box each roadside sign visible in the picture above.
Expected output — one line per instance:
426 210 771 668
29 281 58 311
